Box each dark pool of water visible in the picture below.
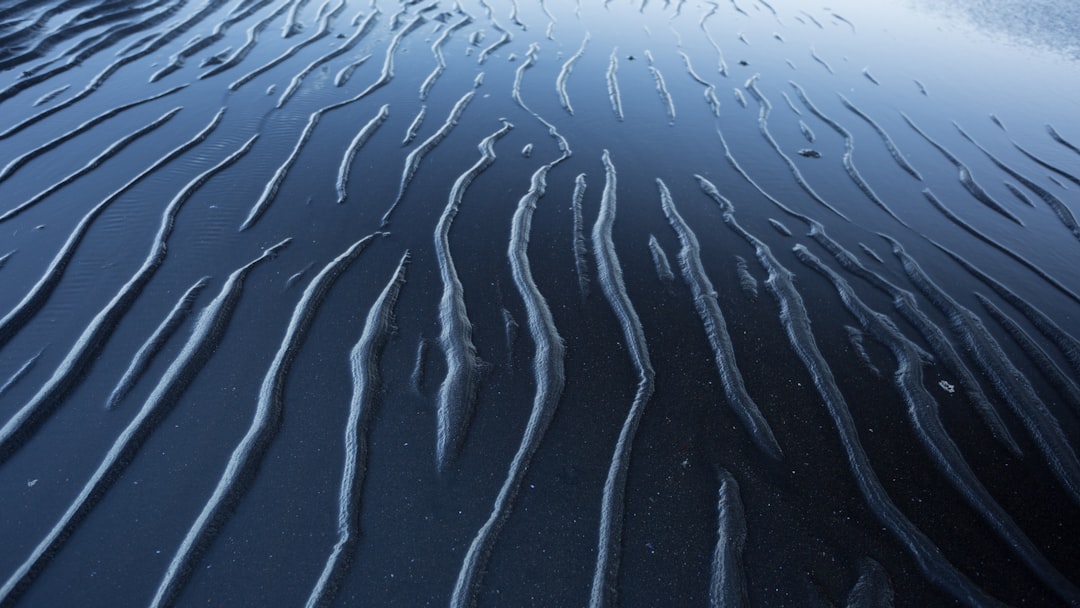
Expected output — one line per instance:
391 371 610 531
1 0 1079 605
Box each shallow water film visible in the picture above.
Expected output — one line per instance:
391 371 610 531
1 0 1079 605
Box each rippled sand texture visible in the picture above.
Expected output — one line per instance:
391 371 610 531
1 0 1079 605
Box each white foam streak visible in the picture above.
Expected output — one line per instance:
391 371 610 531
607 47 624 121
572 173 590 297
433 121 513 470
556 32 589 115
402 105 426 146
336 104 390 204
105 277 209 410
0 350 44 401
451 164 565 607
240 111 320 230
306 250 410 608
420 15 471 100
679 50 720 116
709 468 748 608
647 234 674 283
698 2 728 76
838 93 922 181
382 90 476 226
647 58 676 124
589 150 655 608
660 178 781 458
